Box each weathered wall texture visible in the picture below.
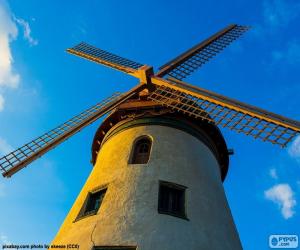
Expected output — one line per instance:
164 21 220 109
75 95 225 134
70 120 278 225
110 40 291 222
52 124 242 250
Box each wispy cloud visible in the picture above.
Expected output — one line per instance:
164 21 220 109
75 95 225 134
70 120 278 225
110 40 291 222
253 1 300 70
263 0 300 30
0 234 11 245
288 135 300 161
0 182 5 197
14 17 38 46
0 94 4 111
269 168 278 179
0 0 20 112
0 0 38 112
265 183 296 219
271 40 300 65
0 137 13 155
0 1 19 89
252 0 300 38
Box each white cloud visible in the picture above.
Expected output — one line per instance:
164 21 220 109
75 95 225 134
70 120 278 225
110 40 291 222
0 137 13 155
0 0 20 112
252 0 300 38
263 0 300 29
0 94 4 111
14 17 38 46
0 182 5 197
288 135 300 160
269 168 278 179
0 1 19 89
0 1 38 112
0 234 11 245
271 40 300 65
265 183 296 219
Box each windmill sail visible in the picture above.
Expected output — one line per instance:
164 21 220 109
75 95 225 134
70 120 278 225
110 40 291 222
156 24 250 80
67 42 144 78
149 77 300 147
3 23 298 178
0 85 144 178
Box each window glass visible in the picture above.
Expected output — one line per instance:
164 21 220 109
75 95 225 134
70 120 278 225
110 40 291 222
76 188 107 220
158 181 187 219
130 137 152 164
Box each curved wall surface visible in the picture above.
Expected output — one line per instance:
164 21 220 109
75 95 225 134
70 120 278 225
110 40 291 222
52 119 241 250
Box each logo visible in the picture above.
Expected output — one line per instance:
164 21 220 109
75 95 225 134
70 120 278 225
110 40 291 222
269 235 298 248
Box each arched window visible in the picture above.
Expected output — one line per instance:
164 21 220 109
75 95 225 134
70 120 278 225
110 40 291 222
130 136 152 164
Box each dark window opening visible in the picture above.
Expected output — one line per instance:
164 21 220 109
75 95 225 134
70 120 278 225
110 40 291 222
130 136 152 164
158 181 187 219
76 188 107 220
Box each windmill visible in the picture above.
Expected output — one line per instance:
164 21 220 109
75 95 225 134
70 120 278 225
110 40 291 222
1 24 299 249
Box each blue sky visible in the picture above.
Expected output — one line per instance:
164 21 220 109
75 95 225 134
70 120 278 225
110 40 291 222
0 0 300 249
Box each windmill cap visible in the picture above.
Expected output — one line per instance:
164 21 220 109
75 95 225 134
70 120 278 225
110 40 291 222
91 98 230 181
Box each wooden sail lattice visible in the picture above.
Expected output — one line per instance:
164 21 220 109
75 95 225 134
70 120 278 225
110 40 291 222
148 83 299 147
156 25 250 80
0 90 138 177
67 42 144 76
2 23 299 178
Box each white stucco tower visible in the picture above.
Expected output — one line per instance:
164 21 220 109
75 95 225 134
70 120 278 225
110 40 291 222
52 96 242 250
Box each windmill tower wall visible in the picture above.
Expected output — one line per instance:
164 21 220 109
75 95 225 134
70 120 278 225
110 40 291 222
52 110 242 250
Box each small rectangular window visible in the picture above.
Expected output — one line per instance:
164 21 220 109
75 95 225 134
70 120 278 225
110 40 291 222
76 187 107 220
158 181 187 219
